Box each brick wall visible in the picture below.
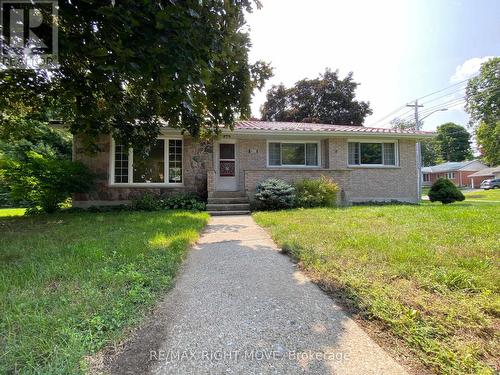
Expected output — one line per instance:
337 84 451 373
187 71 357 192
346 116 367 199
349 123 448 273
242 138 419 204
347 139 419 203
74 134 421 206
244 169 350 204
72 134 210 206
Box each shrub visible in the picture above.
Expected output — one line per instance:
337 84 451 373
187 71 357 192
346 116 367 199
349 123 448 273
86 205 131 213
163 193 206 211
1 151 94 213
294 176 339 208
254 178 295 210
131 192 163 211
131 192 205 211
428 177 465 204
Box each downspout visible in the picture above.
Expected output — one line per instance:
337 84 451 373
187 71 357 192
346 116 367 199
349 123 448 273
416 141 422 203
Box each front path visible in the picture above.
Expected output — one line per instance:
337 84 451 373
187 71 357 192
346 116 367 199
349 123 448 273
109 215 407 374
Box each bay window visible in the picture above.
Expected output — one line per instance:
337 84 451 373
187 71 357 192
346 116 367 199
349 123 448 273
348 141 398 166
268 142 319 167
111 138 183 184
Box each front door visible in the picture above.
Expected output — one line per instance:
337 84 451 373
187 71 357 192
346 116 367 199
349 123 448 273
216 142 238 191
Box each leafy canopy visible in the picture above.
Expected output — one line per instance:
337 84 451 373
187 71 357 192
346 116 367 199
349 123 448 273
261 69 372 125
0 1 272 151
475 121 500 166
391 119 473 165
1 151 93 213
435 122 472 162
465 57 500 165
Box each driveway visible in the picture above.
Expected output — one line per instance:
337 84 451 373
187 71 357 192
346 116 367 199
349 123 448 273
107 215 407 374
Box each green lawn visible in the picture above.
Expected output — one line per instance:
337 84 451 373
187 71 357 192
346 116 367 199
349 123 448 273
0 208 26 217
422 187 500 203
254 203 499 374
0 210 209 374
463 189 500 201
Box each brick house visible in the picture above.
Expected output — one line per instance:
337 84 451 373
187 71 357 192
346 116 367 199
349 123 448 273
421 160 488 188
467 166 500 188
73 121 434 213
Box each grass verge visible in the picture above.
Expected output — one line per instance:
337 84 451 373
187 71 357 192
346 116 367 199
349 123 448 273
254 203 499 374
0 210 209 374
463 189 500 201
0 208 26 217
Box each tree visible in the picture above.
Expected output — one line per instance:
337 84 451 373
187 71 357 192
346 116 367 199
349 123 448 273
465 57 500 165
421 140 442 166
390 119 441 166
475 121 500 166
261 69 372 125
1 151 93 213
390 118 416 131
0 1 272 151
0 108 73 207
435 122 473 162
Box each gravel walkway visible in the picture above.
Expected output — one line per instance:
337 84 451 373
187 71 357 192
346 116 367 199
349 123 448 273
108 215 407 375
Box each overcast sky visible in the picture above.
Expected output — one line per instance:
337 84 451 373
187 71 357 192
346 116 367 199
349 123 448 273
246 0 500 131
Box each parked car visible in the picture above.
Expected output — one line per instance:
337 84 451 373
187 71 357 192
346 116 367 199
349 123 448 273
480 179 500 190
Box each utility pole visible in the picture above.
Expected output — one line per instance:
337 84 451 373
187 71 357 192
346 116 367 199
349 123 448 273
406 100 424 130
407 100 424 201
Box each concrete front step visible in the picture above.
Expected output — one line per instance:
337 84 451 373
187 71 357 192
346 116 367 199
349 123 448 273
209 191 247 198
207 197 249 205
206 203 250 211
208 210 250 216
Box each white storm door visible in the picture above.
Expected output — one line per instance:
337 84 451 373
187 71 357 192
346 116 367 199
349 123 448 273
216 142 238 191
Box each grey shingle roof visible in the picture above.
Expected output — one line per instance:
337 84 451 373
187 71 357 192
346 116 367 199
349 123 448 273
421 161 481 173
467 166 500 177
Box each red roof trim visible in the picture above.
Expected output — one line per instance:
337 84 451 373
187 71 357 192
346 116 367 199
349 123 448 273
234 120 435 135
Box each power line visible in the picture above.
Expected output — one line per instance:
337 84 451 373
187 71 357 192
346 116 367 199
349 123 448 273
395 85 500 123
415 78 470 101
370 105 408 126
396 103 464 123
394 97 466 123
371 78 472 127
420 85 467 106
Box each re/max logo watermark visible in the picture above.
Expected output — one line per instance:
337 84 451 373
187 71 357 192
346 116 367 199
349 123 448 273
0 0 58 70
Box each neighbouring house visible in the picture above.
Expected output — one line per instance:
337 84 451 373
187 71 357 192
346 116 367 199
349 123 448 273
421 160 488 188
73 120 434 210
467 166 500 188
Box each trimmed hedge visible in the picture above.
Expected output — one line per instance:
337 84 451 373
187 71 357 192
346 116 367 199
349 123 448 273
428 178 465 204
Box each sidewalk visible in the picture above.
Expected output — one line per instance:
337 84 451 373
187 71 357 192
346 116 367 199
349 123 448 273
108 215 408 375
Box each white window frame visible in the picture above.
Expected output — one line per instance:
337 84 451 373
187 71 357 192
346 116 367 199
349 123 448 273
109 136 184 187
423 173 431 182
347 139 399 168
266 140 321 168
446 172 455 179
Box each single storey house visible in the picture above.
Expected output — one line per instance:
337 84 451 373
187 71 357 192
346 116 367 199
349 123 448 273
467 166 500 188
421 160 488 188
73 120 434 212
